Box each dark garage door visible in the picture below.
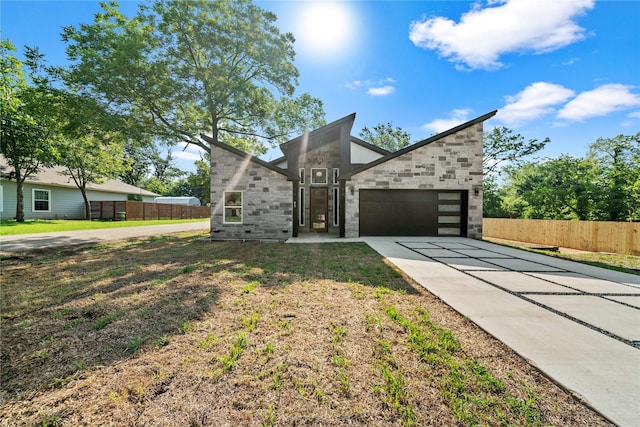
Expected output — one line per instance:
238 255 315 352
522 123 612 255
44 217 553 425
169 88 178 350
359 189 467 236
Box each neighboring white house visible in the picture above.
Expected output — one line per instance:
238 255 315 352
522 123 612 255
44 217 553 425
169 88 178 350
0 156 158 220
154 196 201 206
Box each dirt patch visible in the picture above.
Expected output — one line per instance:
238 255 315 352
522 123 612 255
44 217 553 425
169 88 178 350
1 233 611 426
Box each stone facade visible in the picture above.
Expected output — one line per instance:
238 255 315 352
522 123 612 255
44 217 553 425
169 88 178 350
343 122 484 238
296 138 341 234
210 145 294 240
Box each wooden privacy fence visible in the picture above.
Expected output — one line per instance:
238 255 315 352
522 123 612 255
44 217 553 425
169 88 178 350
483 218 639 255
91 201 210 221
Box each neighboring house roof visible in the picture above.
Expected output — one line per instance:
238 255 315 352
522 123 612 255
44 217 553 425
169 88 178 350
200 134 299 181
0 155 159 197
340 110 498 180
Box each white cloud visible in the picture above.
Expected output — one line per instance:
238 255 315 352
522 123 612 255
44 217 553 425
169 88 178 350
367 86 395 96
557 84 640 121
345 80 363 90
409 0 594 70
422 108 471 133
347 77 397 96
497 82 575 126
628 111 640 119
174 142 206 162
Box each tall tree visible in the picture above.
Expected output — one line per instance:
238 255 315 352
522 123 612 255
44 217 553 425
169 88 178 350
359 122 411 152
503 156 599 220
483 127 549 175
0 41 59 222
62 0 325 160
587 133 640 221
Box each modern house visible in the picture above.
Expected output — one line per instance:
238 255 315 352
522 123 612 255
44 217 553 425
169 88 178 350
0 156 159 220
207 110 496 240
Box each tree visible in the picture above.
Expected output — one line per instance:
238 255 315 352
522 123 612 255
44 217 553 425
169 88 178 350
0 40 59 222
587 133 640 221
62 0 325 160
483 127 549 175
359 122 411 152
503 156 599 220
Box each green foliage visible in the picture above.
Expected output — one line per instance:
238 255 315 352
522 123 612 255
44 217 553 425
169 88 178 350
485 132 640 222
483 127 549 175
62 0 325 156
359 121 411 152
0 40 59 221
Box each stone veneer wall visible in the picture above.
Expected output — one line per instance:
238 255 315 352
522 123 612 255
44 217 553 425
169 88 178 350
297 139 341 234
344 122 484 238
210 145 293 240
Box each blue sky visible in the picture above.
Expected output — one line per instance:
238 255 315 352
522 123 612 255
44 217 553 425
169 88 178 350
2 0 639 172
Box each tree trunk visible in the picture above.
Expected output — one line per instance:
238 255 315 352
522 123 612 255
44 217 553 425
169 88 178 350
15 176 25 222
80 184 91 220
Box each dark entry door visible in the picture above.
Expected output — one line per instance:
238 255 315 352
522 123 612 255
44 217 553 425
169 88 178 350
310 187 328 232
359 189 467 236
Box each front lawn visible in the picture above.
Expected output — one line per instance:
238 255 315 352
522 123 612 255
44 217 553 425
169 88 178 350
0 218 208 236
0 233 608 426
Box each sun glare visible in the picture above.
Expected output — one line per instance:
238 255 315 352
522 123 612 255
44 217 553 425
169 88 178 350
295 1 358 64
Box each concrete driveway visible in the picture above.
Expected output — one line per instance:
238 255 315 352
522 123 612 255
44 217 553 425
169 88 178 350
0 221 210 253
362 237 640 426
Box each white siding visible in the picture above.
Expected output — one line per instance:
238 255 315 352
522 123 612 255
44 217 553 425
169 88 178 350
351 142 385 164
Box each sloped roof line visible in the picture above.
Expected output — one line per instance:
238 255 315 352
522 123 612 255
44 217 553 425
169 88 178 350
340 110 497 180
278 113 356 152
200 134 299 181
350 136 390 155
0 155 159 196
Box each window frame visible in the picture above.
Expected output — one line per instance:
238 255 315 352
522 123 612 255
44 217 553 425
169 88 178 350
223 191 243 224
299 187 305 226
310 168 328 185
333 187 339 226
299 168 305 184
32 188 51 212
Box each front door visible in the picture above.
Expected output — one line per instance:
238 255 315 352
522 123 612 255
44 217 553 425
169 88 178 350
310 187 328 232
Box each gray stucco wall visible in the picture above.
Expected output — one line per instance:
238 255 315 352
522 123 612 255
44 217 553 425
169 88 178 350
344 122 484 238
210 146 294 240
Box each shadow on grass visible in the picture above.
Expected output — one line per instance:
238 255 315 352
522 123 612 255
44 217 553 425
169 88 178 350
0 235 420 402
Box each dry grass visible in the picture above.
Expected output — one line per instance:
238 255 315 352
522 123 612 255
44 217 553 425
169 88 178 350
0 232 610 426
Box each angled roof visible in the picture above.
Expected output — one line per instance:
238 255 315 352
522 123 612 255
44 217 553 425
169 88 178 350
200 134 299 181
350 136 390 156
0 155 159 196
278 113 356 155
340 110 497 180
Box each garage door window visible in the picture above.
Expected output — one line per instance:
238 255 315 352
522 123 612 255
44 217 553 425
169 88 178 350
437 192 462 236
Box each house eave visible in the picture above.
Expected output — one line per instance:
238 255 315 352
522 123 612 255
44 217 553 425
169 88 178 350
340 110 497 180
200 134 299 181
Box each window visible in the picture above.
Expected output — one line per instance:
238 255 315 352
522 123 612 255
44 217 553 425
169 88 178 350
299 187 305 226
333 168 339 185
299 168 305 184
223 191 242 223
311 168 327 185
333 187 339 226
32 189 51 212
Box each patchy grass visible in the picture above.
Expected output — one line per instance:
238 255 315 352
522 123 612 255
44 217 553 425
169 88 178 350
0 233 608 426
0 218 208 236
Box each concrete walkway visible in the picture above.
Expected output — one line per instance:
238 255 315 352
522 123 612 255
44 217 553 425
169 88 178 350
0 221 210 253
358 237 639 427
